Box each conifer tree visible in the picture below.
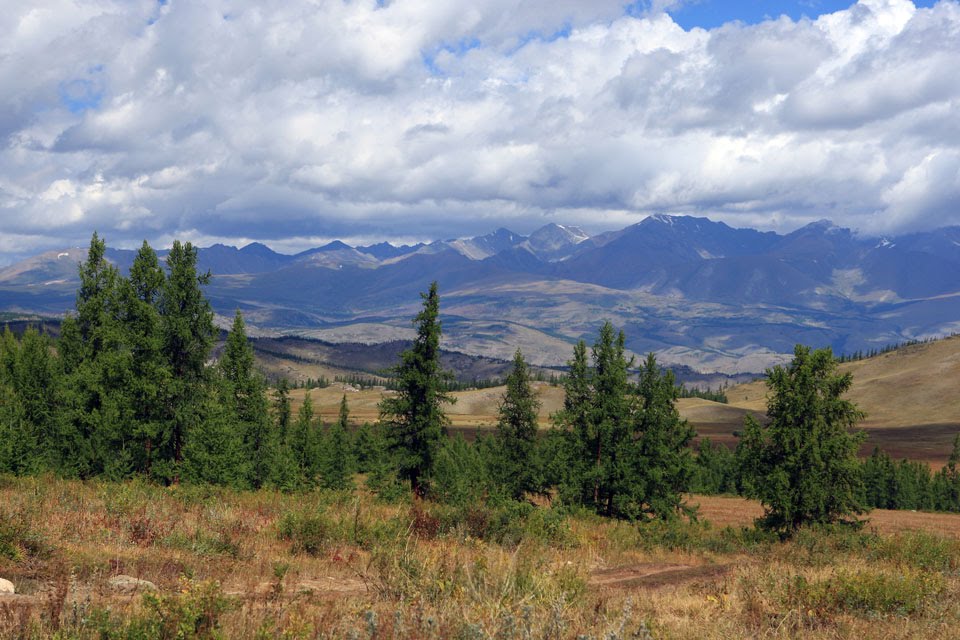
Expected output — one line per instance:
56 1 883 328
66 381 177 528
553 324 634 514
269 378 300 490
289 390 322 484
219 310 270 488
0 327 60 474
691 438 737 495
17 328 66 471
862 447 896 509
895 458 934 510
63 233 132 478
588 323 633 515
273 378 291 441
552 340 592 503
378 281 454 496
494 349 541 500
352 421 379 474
182 395 245 488
124 241 169 476
933 435 960 511
625 353 696 519
738 345 866 533
554 327 697 520
321 394 354 490
433 434 489 505
158 240 216 482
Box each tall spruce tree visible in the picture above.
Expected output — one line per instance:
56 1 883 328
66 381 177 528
219 310 271 488
494 349 541 500
933 435 960 511
553 340 592 503
0 327 62 474
321 394 353 490
269 378 300 490
554 326 696 520
158 240 216 483
274 378 292 444
124 241 169 476
63 233 133 478
378 281 454 496
588 323 633 515
289 390 323 484
553 324 633 514
738 345 866 533
625 353 696 519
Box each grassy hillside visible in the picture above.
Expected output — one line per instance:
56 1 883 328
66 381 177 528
289 335 960 466
727 335 960 427
2 476 960 638
723 336 960 465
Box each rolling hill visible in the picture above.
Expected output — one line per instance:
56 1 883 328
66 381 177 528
270 335 960 467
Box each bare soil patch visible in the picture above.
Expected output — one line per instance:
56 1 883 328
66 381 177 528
589 562 731 590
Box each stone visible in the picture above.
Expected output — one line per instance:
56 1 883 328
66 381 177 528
107 575 157 594
0 578 14 594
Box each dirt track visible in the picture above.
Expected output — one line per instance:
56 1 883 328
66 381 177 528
589 563 731 590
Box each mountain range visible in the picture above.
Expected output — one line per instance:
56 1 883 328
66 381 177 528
3 215 960 374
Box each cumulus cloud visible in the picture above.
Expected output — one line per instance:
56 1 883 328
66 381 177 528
0 0 958 263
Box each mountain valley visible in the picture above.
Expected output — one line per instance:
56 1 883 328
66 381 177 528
4 215 960 373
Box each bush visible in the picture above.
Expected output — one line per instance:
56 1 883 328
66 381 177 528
276 512 332 556
0 508 51 561
141 579 236 639
64 579 235 639
779 569 945 617
401 500 572 548
785 524 876 566
163 530 241 559
871 531 960 573
611 518 775 555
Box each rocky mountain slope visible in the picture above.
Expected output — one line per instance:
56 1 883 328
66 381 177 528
3 215 960 373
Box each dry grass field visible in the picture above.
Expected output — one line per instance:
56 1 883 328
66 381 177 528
4 337 939 636
2 476 960 639
295 330 960 464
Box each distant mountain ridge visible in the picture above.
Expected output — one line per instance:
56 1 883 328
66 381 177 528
3 216 960 374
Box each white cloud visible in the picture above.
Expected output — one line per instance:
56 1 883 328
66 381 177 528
0 0 958 261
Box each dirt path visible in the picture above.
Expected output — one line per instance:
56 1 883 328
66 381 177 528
589 563 731 590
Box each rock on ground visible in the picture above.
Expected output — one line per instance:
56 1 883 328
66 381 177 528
0 578 14 594
107 575 157 594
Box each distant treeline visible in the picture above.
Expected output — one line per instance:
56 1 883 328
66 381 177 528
294 376 331 390
690 438 960 513
835 336 951 363
678 384 728 404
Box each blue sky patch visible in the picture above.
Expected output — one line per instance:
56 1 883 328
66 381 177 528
663 0 938 30
422 37 482 76
58 72 104 114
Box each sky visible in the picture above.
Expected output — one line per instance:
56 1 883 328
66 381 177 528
0 0 958 263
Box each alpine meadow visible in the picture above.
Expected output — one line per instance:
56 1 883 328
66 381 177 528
1 233 960 638
4 0 960 638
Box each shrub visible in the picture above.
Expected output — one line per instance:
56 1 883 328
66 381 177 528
163 530 241 559
779 569 945 617
871 531 960 573
0 508 51 561
63 579 235 639
276 512 331 556
617 519 775 555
